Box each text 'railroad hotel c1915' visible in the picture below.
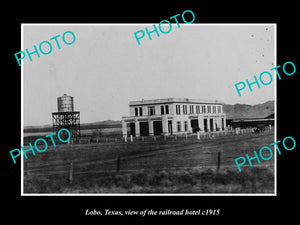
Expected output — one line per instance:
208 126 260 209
122 98 227 137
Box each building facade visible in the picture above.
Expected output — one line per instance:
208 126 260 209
122 98 226 137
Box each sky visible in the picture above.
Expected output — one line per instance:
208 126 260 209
23 24 275 126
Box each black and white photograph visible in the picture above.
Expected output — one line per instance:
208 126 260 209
3 4 299 223
21 24 276 195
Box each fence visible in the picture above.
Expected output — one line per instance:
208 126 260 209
23 127 275 190
73 125 273 144
23 125 273 146
24 148 275 185
24 151 224 179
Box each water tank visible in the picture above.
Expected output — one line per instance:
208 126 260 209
57 94 74 112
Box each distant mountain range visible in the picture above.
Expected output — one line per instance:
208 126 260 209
223 100 274 119
24 100 274 132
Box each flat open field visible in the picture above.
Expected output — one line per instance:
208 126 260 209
23 130 275 194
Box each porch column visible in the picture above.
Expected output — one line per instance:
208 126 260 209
172 119 178 135
162 115 168 135
212 118 217 131
219 117 222 131
207 117 211 132
135 118 140 137
198 115 204 133
187 118 192 133
148 119 154 136
122 118 127 137
215 117 220 131
180 121 185 133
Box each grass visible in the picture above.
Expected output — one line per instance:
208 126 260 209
24 166 274 193
23 131 275 194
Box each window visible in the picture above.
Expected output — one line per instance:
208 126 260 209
207 106 211 113
183 105 187 114
196 105 200 114
139 107 143 116
176 105 181 115
161 105 169 115
135 107 138 116
218 106 222 113
165 105 169 114
161 105 165 115
190 105 194 114
177 121 181 132
148 106 155 116
213 106 216 114
184 121 188 131
202 105 206 113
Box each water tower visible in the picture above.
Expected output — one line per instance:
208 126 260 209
52 94 80 141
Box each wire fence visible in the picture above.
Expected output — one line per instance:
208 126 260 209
23 127 275 182
24 151 275 187
24 125 274 146
62 126 273 145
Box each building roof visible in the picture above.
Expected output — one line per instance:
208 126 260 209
129 98 223 106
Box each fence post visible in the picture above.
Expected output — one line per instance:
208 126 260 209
217 152 221 171
124 136 127 142
130 135 133 142
116 156 121 172
197 132 200 140
69 161 73 184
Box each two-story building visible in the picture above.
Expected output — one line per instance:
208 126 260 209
122 98 226 137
